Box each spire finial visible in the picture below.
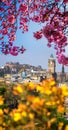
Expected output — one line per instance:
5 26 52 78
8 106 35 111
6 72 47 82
50 54 54 59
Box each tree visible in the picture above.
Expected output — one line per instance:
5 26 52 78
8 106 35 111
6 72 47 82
0 0 68 65
0 68 4 77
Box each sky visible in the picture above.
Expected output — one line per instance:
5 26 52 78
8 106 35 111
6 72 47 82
0 21 68 72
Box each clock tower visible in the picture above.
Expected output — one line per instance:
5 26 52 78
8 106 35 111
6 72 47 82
48 54 56 73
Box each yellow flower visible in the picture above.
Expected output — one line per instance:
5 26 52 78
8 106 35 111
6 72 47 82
13 84 24 94
16 85 24 93
33 97 41 104
18 104 26 112
50 81 56 86
0 101 4 106
47 112 51 116
35 98 45 105
28 82 35 90
61 84 68 96
52 87 57 93
42 80 50 87
0 109 3 116
50 118 56 123
0 96 4 106
31 98 45 110
12 89 19 95
63 91 68 96
2 122 7 127
21 111 27 117
0 117 3 125
4 108 9 114
45 89 52 95
64 125 68 130
27 95 35 102
36 85 42 92
0 127 5 130
59 122 64 126
13 112 22 122
58 122 64 130
57 105 64 113
51 101 56 105
47 121 51 128
56 100 60 105
29 113 34 119
45 101 52 106
47 117 56 128
61 84 67 91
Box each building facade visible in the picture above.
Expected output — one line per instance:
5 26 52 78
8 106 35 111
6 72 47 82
47 54 66 83
48 54 56 73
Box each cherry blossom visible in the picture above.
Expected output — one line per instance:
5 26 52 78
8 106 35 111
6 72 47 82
10 46 19 56
0 0 68 65
19 3 28 13
33 31 43 39
20 46 26 54
7 15 16 24
63 0 68 3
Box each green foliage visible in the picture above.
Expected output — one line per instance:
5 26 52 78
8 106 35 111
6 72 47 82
0 87 6 95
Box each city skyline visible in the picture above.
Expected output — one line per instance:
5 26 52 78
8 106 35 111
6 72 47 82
0 54 67 73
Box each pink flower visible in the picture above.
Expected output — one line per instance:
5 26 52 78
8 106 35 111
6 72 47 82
32 15 41 22
18 0 21 2
43 24 54 38
52 31 62 42
63 0 68 3
55 36 67 49
9 35 16 41
2 44 10 55
20 17 28 23
55 0 59 2
2 29 8 35
56 53 68 65
54 21 59 28
2 49 10 55
10 46 19 56
9 42 13 46
28 0 32 2
0 37 4 40
57 54 65 64
0 16 2 20
47 43 51 47
1 0 6 2
8 15 16 24
64 11 68 17
23 24 28 32
20 46 26 53
19 4 28 12
33 31 43 39
59 36 67 44
0 7 4 12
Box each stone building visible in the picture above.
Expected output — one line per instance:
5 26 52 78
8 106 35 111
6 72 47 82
60 65 66 83
47 54 66 83
48 54 56 73
46 54 57 81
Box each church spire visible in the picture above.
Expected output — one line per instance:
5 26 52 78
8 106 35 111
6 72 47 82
62 64 64 73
